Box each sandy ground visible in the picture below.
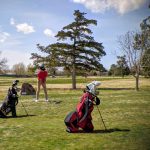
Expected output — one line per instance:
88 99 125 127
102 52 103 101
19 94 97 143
45 78 150 89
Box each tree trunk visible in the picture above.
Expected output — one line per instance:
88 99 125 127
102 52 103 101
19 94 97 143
72 43 76 89
72 63 76 89
135 75 139 91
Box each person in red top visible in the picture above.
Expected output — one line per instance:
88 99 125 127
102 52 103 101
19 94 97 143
35 64 48 102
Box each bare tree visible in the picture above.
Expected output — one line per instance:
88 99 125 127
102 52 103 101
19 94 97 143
118 31 145 91
12 63 26 76
27 63 36 76
0 51 8 74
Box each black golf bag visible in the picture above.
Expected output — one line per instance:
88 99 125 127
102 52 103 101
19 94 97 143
21 83 36 95
0 81 19 118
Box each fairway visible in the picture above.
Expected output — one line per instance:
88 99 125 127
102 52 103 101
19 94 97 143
0 77 150 150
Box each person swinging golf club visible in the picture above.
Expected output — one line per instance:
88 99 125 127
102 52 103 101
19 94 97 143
64 81 101 133
35 64 48 102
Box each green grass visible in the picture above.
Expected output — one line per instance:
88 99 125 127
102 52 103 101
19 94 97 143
0 76 131 86
0 77 150 150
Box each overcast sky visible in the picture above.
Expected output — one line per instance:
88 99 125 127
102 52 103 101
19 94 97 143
0 0 149 69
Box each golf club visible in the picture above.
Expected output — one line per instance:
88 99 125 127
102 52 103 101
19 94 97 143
20 99 29 116
96 105 107 130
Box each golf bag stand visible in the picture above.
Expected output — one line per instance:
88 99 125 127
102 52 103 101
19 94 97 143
96 106 107 130
19 94 29 116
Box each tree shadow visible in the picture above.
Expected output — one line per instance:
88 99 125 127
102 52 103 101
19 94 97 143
75 128 130 134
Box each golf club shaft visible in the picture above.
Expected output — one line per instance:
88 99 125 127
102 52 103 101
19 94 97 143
19 93 29 116
96 106 107 130
20 101 29 116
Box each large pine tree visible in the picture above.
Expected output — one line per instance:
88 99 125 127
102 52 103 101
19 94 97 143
31 10 106 89
52 10 106 89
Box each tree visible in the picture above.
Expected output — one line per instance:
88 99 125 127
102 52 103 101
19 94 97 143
31 44 59 77
141 49 150 77
0 51 8 74
108 64 118 76
31 10 106 89
116 55 130 77
50 10 105 89
12 63 26 76
118 31 145 91
140 11 150 77
27 64 36 76
108 56 130 77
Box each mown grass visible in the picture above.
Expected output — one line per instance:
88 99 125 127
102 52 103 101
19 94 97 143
0 76 150 150
0 76 131 86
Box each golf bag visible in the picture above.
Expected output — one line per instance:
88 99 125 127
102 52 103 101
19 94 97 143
21 83 36 95
64 91 100 133
0 86 18 118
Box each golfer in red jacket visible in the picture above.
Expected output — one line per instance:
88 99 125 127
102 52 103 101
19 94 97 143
35 64 48 102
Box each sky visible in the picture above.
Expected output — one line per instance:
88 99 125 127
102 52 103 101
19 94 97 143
0 0 149 70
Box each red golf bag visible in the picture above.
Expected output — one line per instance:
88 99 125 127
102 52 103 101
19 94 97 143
64 91 100 133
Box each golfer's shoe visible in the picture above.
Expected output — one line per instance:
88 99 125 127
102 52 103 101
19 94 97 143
45 99 49 102
35 99 38 102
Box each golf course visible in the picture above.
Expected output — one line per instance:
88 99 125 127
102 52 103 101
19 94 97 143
0 76 150 150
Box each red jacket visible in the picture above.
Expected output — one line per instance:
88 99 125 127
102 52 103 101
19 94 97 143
37 70 48 81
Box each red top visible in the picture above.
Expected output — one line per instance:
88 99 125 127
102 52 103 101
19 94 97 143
37 70 48 81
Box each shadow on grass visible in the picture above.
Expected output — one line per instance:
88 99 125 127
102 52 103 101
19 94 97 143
75 128 130 134
37 100 62 104
51 100 62 104
6 114 36 118
47 87 135 91
98 88 134 91
48 100 62 104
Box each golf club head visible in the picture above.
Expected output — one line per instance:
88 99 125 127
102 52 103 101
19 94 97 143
12 80 19 86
